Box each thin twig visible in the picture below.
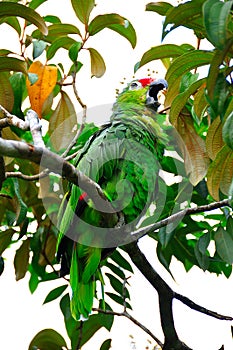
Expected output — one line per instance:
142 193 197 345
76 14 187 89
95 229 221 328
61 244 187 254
92 307 163 348
61 73 87 159
6 170 49 181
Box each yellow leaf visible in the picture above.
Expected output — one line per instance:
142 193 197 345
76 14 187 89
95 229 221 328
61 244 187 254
26 61 57 118
88 48 106 78
48 91 77 151
176 115 210 186
207 145 233 200
206 116 224 160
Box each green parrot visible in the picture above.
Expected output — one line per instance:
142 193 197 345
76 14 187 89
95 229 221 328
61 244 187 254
56 77 168 320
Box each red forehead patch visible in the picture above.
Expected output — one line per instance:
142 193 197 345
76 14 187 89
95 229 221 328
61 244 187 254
138 77 154 87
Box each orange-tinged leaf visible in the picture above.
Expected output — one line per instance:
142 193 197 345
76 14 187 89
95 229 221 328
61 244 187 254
207 145 233 200
206 116 224 160
177 115 209 185
26 61 57 118
48 91 77 151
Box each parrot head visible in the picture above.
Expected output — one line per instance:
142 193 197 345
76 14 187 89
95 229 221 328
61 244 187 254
115 77 168 112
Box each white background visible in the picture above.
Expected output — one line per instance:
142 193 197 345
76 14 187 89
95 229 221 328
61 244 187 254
0 0 233 349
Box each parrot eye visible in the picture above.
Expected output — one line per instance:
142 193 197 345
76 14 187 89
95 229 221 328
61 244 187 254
129 81 142 90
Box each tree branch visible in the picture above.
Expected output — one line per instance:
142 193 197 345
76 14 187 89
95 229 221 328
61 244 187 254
124 241 233 349
174 293 233 321
130 199 230 242
0 137 113 213
92 307 163 348
124 242 190 349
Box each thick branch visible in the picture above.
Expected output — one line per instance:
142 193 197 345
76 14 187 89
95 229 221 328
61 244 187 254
0 137 113 213
124 242 191 349
124 242 232 349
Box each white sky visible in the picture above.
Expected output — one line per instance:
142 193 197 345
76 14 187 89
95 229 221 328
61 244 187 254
0 0 233 349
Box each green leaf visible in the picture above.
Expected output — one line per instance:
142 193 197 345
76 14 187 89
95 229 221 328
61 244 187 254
33 23 81 41
29 266 40 293
162 0 206 39
214 227 233 264
0 57 27 74
194 233 210 271
43 284 68 304
9 72 26 118
88 48 106 78
28 328 68 350
71 0 95 25
0 2 48 35
136 44 186 70
47 36 76 60
169 78 205 125
75 312 114 348
60 294 77 340
166 50 213 89
43 15 61 24
0 229 14 255
105 262 125 280
29 0 49 10
2 17 21 35
105 273 130 299
226 216 233 234
165 50 213 107
207 145 233 200
0 256 4 276
106 292 132 309
110 249 133 273
222 111 233 149
100 339 112 350
68 61 83 76
88 14 136 48
203 0 233 49
12 178 28 225
68 42 82 62
229 179 233 208
146 2 173 16
0 72 14 114
33 40 47 59
14 239 30 281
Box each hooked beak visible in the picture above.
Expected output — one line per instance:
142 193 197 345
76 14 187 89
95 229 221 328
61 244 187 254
146 78 168 111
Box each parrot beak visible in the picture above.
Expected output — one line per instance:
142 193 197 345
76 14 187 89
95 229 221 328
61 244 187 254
146 79 168 111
